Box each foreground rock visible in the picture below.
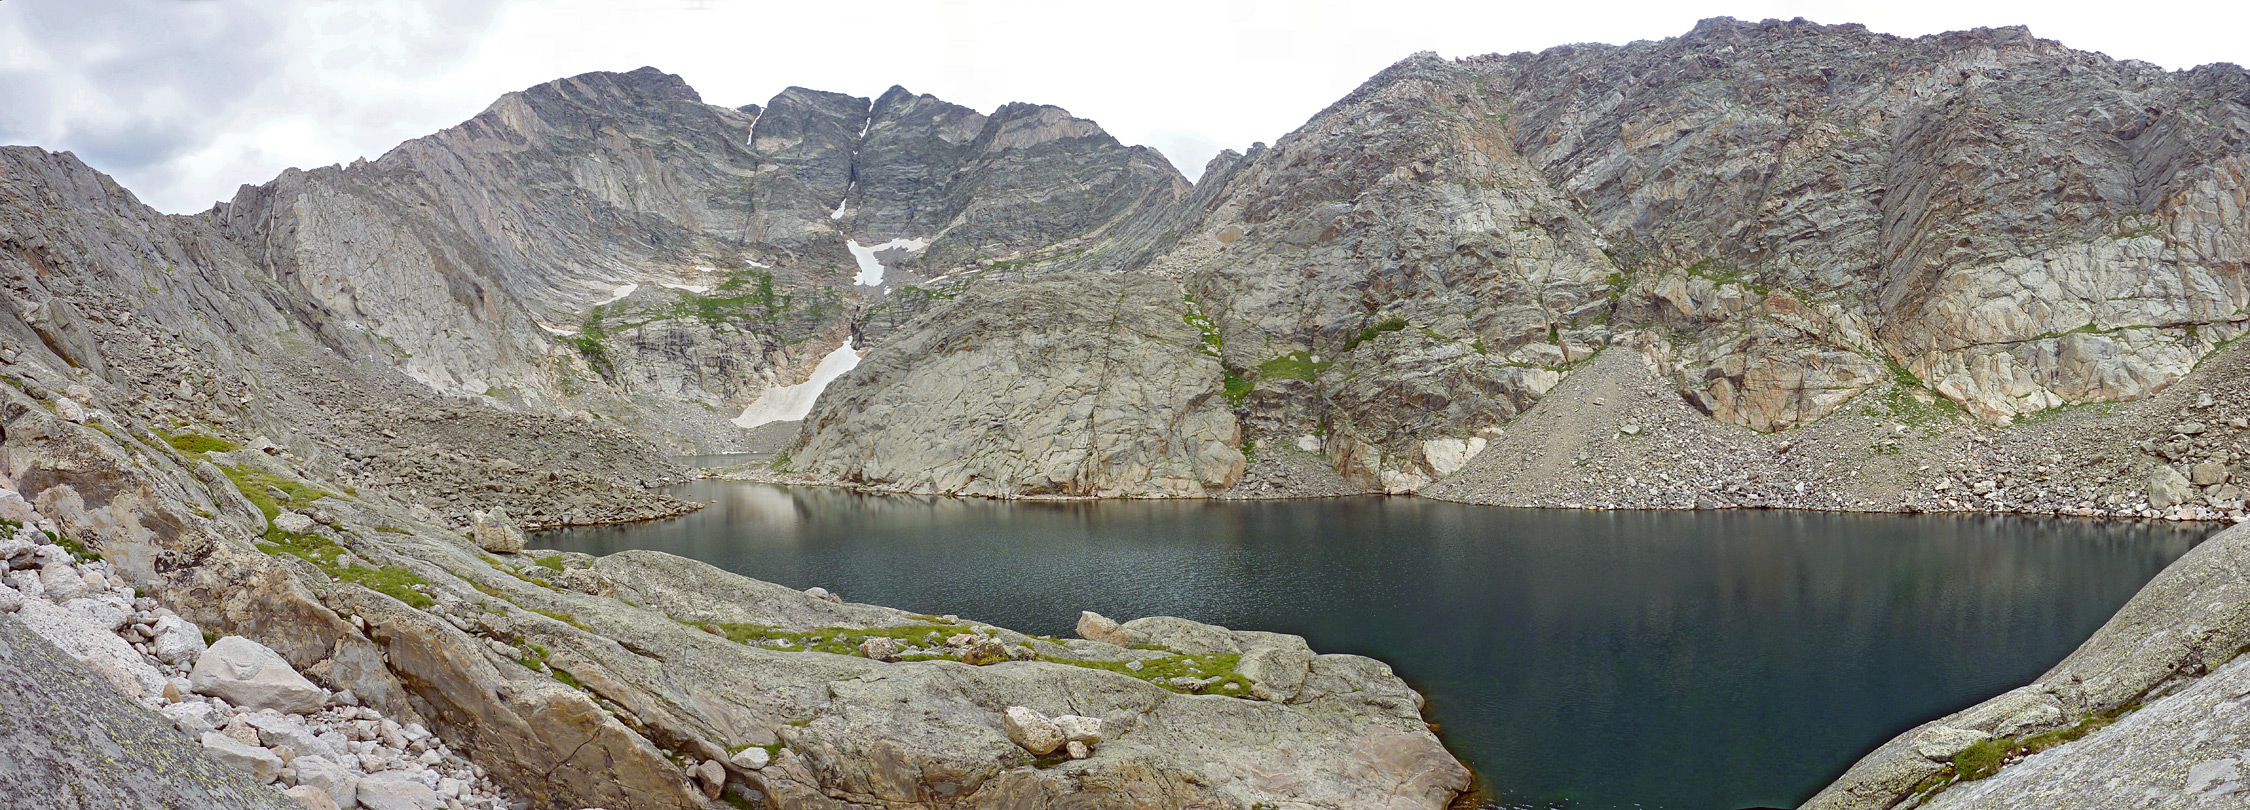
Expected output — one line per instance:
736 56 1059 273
0 612 294 809
190 635 330 714
1805 522 2250 808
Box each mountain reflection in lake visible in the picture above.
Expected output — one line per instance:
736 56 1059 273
536 480 2208 810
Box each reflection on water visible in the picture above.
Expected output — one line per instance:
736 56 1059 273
537 482 2209 810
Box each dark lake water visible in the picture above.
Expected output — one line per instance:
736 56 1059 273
534 480 2208 810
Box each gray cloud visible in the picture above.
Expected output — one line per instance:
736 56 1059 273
1 0 284 172
0 0 507 210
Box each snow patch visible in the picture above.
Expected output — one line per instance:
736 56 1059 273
732 340 863 429
830 186 851 220
536 321 580 337
847 238 931 286
594 283 638 306
659 282 713 294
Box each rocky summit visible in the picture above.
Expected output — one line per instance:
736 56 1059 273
1 13 2248 810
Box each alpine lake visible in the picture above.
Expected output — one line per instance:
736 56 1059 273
534 473 2208 810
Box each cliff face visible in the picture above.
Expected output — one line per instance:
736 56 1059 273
195 68 1185 453
780 18 2250 510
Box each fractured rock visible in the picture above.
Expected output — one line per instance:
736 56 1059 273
1003 706 1064 755
291 754 359 809
468 508 523 553
355 772 440 810
2149 466 2196 509
1053 714 1104 745
150 613 208 665
2191 461 2231 486
283 785 343 810
200 730 283 782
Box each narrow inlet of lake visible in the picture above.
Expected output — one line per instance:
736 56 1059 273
534 481 2208 810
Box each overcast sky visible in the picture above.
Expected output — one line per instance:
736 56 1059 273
3 0 2246 214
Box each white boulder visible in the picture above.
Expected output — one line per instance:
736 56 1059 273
190 635 329 713
150 613 208 665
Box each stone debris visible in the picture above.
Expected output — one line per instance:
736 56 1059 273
1002 706 1065 756
0 485 522 810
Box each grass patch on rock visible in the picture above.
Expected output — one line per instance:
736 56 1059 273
1257 351 1328 382
256 530 435 609
155 429 237 454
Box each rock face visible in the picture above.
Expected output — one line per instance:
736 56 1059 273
0 613 294 809
1806 522 2250 809
793 274 1245 497
770 17 2250 500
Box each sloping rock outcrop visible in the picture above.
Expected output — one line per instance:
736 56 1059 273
792 273 1244 497
0 611 296 810
1805 521 2250 809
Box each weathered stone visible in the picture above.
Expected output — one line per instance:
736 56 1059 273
190 636 330 714
468 509 523 554
2149 466 2196 509
0 613 295 809
2191 461 2231 486
1002 706 1064 756
857 636 901 661
729 746 770 770
200 731 282 783
283 785 342 810
52 396 85 423
1066 740 1091 760
291 755 358 810
151 614 208 665
691 758 724 799
273 513 316 534
960 640 1009 666
355 772 439 810
1052 714 1104 745
1075 610 1143 646
1911 726 1991 761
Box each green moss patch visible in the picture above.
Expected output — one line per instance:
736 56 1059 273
217 464 329 528
704 620 1258 697
1341 316 1408 353
256 530 435 609
1257 351 1328 382
155 429 237 454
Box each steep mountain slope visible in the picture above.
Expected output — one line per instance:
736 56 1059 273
0 142 1461 810
785 18 2250 517
202 67 1186 453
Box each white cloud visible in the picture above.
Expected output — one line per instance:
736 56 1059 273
3 0 2245 213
